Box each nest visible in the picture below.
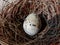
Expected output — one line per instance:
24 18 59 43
0 0 60 45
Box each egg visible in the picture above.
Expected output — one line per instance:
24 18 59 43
23 13 41 36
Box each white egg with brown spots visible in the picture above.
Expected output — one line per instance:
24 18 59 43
23 13 41 36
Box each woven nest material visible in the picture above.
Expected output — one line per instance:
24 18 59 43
0 0 60 45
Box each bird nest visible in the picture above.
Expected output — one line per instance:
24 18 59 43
0 0 60 45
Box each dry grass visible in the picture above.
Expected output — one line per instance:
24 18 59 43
0 0 60 45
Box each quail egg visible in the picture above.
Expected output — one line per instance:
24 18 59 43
23 13 41 36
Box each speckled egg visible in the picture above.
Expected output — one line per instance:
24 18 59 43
23 13 41 36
